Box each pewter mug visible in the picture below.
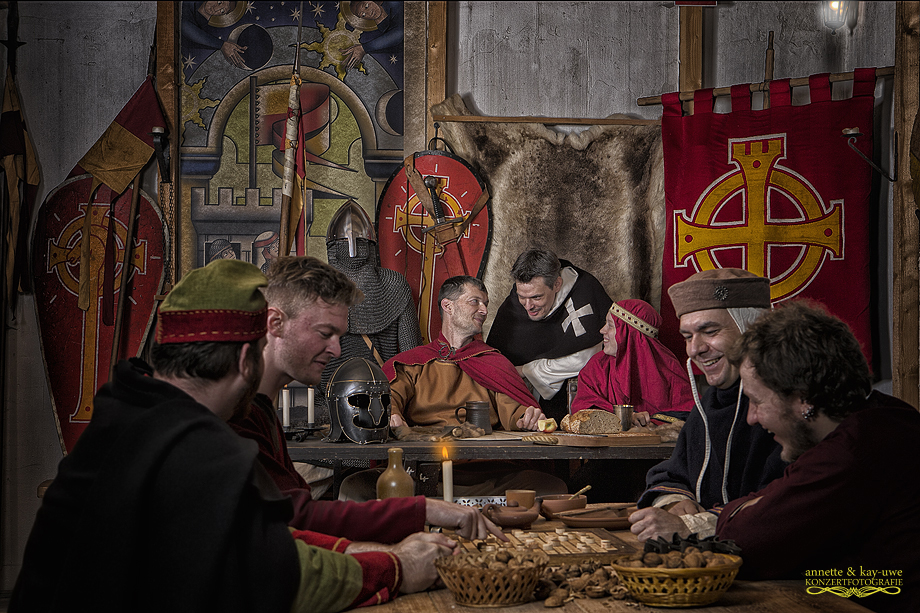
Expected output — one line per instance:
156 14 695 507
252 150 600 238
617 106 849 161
455 401 492 434
614 404 633 431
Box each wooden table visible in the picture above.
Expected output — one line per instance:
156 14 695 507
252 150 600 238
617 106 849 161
373 580 873 612
375 523 873 613
287 434 676 497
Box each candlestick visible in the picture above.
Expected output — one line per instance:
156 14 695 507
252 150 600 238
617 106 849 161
307 386 315 425
282 387 291 428
442 447 453 502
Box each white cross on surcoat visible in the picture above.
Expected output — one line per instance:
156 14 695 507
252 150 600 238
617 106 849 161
561 298 593 337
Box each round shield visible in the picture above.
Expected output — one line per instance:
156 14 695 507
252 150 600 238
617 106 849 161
376 150 492 343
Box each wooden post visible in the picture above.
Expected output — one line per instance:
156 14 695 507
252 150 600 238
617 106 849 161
893 1 920 407
426 1 447 146
156 1 180 285
679 5 703 115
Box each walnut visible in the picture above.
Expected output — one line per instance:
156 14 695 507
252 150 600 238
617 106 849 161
642 552 663 567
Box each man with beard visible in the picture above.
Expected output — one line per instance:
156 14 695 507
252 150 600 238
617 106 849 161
339 276 567 501
717 300 920 613
629 268 786 542
11 259 453 613
229 256 505 544
487 249 612 422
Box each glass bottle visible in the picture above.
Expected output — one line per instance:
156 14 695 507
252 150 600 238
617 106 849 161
377 447 415 499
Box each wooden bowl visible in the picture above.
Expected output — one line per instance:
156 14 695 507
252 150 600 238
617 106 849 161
539 494 587 520
481 502 540 528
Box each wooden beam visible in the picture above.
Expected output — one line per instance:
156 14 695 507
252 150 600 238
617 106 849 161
893 1 920 406
426 1 447 147
638 66 896 106
679 5 703 115
431 114 660 127
679 6 703 92
156 1 180 285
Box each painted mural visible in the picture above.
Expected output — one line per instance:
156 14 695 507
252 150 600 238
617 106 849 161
180 1 404 267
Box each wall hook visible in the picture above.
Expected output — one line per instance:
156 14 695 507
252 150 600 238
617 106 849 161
842 128 897 182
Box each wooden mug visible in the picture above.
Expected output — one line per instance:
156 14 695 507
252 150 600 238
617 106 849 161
455 401 492 434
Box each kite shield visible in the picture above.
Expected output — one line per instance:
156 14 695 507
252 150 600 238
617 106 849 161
31 174 166 454
376 150 492 343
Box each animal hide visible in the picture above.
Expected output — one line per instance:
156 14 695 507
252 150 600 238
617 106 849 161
431 95 666 336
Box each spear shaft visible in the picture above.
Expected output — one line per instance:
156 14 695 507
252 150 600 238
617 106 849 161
279 2 304 256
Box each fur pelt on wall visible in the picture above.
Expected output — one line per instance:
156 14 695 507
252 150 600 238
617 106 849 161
431 95 666 336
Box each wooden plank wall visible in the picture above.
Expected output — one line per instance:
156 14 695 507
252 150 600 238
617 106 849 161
893 1 920 408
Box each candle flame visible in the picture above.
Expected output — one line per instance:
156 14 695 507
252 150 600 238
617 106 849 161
441 446 449 460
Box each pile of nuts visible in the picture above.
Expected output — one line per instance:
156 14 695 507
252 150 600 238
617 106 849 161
537 560 630 607
616 547 735 569
440 549 545 570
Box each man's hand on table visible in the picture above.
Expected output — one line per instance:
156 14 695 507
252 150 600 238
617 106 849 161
425 498 508 541
516 406 545 431
392 532 456 593
628 507 692 542
390 413 406 428
665 498 705 516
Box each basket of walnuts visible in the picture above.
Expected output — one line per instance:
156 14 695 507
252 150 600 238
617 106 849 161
435 549 550 607
610 547 743 608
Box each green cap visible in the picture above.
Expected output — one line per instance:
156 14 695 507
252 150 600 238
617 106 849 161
155 259 268 344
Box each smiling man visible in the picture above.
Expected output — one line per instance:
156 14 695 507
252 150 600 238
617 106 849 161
335 275 567 501
488 249 612 422
630 268 786 542
229 258 506 545
717 300 920 613
386 275 546 432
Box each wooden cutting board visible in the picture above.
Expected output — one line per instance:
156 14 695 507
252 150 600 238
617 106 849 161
508 431 661 447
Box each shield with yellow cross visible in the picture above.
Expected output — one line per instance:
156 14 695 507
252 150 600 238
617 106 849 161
32 174 166 454
376 150 492 344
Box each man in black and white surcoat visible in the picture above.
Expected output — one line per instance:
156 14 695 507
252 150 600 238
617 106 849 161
487 248 612 422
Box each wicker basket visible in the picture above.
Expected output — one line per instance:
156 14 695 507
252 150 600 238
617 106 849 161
610 554 743 608
435 550 550 608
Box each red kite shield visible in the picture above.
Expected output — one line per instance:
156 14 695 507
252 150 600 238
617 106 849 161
377 150 492 343
32 175 166 454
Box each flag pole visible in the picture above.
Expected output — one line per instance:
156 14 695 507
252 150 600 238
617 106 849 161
279 2 304 256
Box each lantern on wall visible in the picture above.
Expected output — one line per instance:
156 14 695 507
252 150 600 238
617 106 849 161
824 1 857 32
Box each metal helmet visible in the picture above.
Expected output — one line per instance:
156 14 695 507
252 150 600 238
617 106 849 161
326 200 377 257
325 357 391 444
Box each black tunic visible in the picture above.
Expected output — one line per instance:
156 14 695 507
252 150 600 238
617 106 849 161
638 377 787 511
11 359 299 613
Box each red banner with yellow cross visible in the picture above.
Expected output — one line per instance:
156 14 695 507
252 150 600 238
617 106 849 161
658 68 877 366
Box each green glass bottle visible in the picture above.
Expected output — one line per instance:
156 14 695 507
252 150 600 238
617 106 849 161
377 447 415 499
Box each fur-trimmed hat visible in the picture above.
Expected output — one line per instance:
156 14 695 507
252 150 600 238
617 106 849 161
668 268 771 318
155 260 268 344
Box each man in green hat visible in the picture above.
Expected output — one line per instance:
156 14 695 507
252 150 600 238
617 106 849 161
11 259 453 613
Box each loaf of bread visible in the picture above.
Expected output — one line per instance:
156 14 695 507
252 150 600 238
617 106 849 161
560 409 623 435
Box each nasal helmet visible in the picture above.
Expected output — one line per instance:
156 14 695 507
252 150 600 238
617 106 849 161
325 357 391 444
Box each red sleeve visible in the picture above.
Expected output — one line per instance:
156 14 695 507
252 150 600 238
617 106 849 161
287 491 427 544
289 531 402 608
290 529 352 552
346 552 403 608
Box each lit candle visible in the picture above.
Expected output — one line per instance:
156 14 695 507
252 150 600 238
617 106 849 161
307 386 315 425
282 386 291 428
441 447 453 502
